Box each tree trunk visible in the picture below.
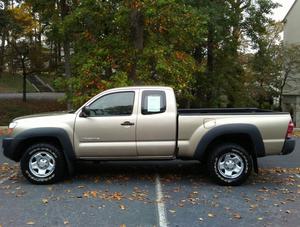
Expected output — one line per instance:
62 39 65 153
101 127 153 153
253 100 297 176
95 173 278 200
279 71 289 111
207 26 214 75
193 46 204 64
131 9 144 50
21 57 27 102
58 42 61 63
0 34 6 78
7 36 16 76
63 40 72 109
206 24 215 107
60 0 72 110
129 9 144 82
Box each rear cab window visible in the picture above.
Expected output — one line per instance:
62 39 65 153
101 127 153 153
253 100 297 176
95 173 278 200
141 90 166 115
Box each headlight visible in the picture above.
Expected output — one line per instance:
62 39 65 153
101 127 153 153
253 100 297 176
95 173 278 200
9 122 18 129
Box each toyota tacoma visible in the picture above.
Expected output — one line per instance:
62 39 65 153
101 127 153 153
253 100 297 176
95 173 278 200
2 86 296 185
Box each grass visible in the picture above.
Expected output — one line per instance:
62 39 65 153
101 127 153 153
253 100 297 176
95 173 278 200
0 99 67 125
0 73 37 93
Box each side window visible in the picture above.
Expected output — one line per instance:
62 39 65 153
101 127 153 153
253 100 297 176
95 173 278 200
142 90 166 115
89 92 135 116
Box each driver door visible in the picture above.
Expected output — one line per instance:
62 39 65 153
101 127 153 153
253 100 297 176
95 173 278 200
74 91 138 158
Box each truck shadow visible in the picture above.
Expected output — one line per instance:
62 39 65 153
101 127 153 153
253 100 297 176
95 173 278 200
74 160 211 184
72 160 296 186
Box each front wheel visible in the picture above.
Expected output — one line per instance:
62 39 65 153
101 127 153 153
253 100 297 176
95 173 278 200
20 143 65 184
207 143 253 186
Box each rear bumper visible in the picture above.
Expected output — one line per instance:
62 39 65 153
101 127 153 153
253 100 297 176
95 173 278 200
2 137 19 161
281 138 296 155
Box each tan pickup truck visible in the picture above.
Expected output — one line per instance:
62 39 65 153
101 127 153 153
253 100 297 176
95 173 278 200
2 86 296 185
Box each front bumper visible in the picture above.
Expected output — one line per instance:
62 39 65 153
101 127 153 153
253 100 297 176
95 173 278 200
281 138 296 155
2 137 19 161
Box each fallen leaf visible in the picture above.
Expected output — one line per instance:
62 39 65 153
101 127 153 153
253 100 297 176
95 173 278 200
42 199 48 204
64 220 69 225
178 203 184 207
119 204 126 210
112 192 123 201
233 213 242 219
90 191 97 198
250 204 258 209
26 221 35 225
120 224 126 227
208 213 215 218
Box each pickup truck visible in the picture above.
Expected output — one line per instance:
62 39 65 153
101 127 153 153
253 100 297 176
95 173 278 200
2 86 296 186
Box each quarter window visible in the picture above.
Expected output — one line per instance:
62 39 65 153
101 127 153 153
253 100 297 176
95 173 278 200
89 92 135 116
142 90 166 115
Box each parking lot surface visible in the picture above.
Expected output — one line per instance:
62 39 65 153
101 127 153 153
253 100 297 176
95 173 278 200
0 138 299 227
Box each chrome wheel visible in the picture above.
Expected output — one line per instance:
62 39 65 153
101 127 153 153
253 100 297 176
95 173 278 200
29 151 55 178
217 151 244 179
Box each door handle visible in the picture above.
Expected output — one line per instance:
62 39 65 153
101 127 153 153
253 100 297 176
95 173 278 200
121 121 135 126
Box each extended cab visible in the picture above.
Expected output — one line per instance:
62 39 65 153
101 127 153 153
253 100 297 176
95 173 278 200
2 86 296 185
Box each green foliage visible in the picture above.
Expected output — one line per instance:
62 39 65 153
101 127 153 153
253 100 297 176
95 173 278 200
1 0 288 109
0 72 36 92
55 0 207 107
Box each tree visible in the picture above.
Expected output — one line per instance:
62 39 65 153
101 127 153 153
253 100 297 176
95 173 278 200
58 0 207 107
244 1 280 108
277 44 300 109
0 0 10 78
6 2 40 101
0 0 283 110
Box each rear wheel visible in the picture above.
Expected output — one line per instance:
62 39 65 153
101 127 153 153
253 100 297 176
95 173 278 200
20 143 65 184
207 143 253 186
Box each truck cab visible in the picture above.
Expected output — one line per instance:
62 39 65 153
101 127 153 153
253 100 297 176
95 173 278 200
74 87 177 159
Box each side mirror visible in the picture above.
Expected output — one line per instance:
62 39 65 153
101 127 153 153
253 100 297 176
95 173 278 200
80 106 91 117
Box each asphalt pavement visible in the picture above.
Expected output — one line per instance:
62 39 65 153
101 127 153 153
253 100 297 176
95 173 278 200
0 138 299 227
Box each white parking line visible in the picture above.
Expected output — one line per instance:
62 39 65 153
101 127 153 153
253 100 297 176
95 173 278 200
155 174 168 227
0 172 17 184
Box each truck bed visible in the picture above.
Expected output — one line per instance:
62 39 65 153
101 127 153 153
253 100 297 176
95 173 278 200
178 108 286 115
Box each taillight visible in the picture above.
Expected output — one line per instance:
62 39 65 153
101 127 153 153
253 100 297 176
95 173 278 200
286 120 294 138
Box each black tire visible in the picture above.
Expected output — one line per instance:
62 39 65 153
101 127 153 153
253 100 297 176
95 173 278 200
20 143 66 184
207 143 253 186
